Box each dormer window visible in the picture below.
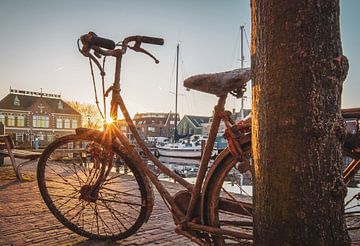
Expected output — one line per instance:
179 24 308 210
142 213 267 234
14 96 20 106
58 101 63 110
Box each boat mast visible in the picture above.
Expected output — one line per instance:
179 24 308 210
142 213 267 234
174 43 179 142
240 25 245 119
240 25 245 69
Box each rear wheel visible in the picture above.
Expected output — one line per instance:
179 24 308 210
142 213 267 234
343 158 360 237
37 134 149 240
203 148 253 245
204 149 360 245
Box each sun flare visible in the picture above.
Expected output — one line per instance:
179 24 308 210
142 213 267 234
105 117 114 125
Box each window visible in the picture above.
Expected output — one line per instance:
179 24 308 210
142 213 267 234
14 96 20 106
148 126 156 132
0 115 4 124
16 133 23 143
17 116 25 127
47 134 54 142
56 119 63 128
64 119 70 128
170 120 174 125
33 115 49 128
7 116 15 126
71 119 77 128
58 101 63 110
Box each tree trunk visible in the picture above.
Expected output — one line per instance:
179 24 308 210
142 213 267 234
251 0 350 245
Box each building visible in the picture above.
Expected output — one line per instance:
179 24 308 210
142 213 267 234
201 109 251 136
115 119 133 142
177 115 211 137
0 89 81 147
133 112 179 139
131 112 179 140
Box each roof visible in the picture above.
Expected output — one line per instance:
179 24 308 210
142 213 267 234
0 93 81 115
134 112 169 119
185 115 210 128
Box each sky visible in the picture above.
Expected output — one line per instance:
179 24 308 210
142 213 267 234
0 0 358 118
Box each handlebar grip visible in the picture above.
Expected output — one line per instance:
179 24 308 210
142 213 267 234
91 36 116 50
140 36 164 45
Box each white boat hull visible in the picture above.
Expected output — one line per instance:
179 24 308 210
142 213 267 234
157 147 201 158
156 147 217 159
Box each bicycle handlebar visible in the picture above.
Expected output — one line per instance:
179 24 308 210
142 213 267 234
92 36 116 50
80 32 164 62
140 36 164 46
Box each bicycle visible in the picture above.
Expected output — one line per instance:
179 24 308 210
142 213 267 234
37 32 254 245
36 32 360 245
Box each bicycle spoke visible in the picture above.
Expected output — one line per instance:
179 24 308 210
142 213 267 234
45 164 82 191
52 190 79 204
67 201 87 223
100 186 142 199
46 179 81 189
98 193 128 232
53 192 78 209
38 135 148 240
96 201 139 222
89 203 115 236
66 160 86 185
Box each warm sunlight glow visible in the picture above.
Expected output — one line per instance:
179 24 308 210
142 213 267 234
105 117 114 125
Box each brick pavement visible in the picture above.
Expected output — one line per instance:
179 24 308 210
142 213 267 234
1 160 360 245
0 161 196 246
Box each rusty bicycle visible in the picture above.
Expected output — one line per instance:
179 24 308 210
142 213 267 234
37 32 254 245
36 32 360 245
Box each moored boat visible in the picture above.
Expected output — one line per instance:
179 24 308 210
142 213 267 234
155 135 218 159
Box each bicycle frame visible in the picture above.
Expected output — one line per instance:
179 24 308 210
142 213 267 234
82 36 251 241
108 50 224 219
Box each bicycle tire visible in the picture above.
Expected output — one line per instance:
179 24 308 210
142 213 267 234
202 148 253 245
37 134 150 241
204 149 360 245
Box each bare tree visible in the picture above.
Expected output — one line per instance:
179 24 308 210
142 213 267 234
67 101 103 130
251 0 350 245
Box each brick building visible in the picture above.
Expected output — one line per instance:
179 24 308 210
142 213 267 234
131 112 179 140
0 89 81 147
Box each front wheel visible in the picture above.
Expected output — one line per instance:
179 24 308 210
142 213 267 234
37 134 150 241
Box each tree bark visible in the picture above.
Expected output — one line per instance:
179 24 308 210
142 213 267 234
251 0 350 245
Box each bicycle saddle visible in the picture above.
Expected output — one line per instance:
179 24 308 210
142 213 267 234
184 68 252 97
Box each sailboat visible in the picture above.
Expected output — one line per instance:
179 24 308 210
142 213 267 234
155 44 217 159
156 134 218 159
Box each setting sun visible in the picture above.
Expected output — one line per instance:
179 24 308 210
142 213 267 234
105 117 114 125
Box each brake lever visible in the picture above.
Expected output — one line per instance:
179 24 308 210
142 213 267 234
129 42 159 64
